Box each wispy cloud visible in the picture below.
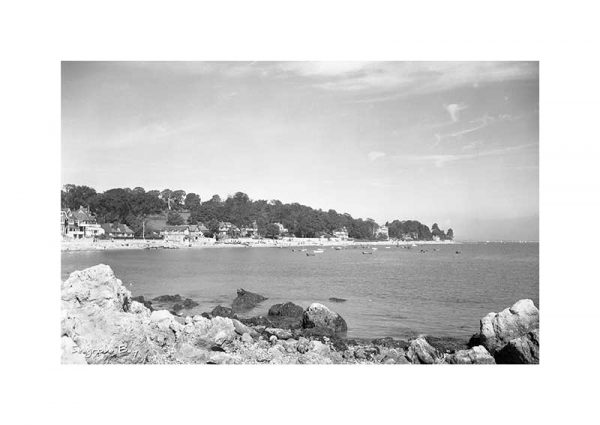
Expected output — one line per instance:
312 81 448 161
444 103 468 122
368 151 386 161
392 143 536 168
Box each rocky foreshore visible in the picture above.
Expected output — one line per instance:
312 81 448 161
61 264 539 364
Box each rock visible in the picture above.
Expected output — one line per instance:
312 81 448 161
182 298 199 309
406 337 441 364
268 302 304 318
153 294 183 303
61 336 87 364
62 264 131 311
241 333 253 344
495 329 539 364
265 327 293 340
240 316 273 327
232 288 268 312
150 310 173 323
231 319 259 337
328 297 347 303
426 336 469 353
210 305 238 319
269 335 278 343
131 295 153 311
297 337 310 354
472 299 539 355
371 337 409 350
444 346 496 364
185 316 193 325
302 303 348 336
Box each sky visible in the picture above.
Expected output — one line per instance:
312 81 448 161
62 61 539 241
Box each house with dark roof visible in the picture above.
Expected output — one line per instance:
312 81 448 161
61 206 104 239
100 223 135 239
160 224 207 243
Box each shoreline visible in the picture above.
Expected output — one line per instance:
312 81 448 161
61 264 539 364
61 237 457 252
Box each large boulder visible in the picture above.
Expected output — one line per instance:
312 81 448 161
471 299 539 356
302 303 347 336
406 337 441 364
268 302 304 318
444 346 496 364
232 288 268 312
495 329 539 364
267 302 304 329
62 264 132 311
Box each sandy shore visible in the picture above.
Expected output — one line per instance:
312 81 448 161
61 237 456 252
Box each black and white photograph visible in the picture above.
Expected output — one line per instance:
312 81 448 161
60 61 539 365
4 2 600 424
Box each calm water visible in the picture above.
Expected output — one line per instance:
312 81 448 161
61 242 539 340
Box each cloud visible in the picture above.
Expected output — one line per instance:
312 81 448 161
392 143 536 168
368 151 386 161
445 103 468 122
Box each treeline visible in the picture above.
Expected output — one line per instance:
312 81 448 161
61 185 453 240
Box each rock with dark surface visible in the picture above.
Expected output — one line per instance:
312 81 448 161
302 303 348 336
268 302 304 318
444 346 496 364
495 329 539 364
131 296 153 311
471 299 539 355
210 305 238 319
266 302 304 329
232 288 268 312
328 297 347 303
406 337 442 364
371 337 410 350
153 294 183 303
426 336 469 353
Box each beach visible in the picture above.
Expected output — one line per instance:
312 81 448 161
61 237 456 252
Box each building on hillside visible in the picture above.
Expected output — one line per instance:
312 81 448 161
218 222 240 239
333 227 349 240
61 206 105 239
375 224 389 240
100 223 135 239
240 221 259 238
273 222 288 235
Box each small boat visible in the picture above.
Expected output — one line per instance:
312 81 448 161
411 243 417 248
313 249 325 254
306 252 316 256
334 246 343 250
300 248 307 252
385 246 391 249
362 251 373 255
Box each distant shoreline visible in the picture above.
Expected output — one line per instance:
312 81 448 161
61 238 458 252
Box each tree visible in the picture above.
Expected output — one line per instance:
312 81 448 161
447 228 454 240
207 219 220 238
160 189 173 209
265 223 280 239
171 190 187 210
166 211 185 225
62 184 97 210
184 192 201 210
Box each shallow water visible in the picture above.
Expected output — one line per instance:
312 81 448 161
61 242 539 340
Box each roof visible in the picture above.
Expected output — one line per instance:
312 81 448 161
100 223 134 234
72 206 96 222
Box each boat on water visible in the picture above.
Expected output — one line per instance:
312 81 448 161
313 249 325 254
334 246 343 250
306 252 316 256
371 247 378 251
362 251 373 254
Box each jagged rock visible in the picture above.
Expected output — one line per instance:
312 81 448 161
444 346 496 364
62 264 131 311
211 305 238 319
328 297 347 303
302 303 348 336
406 337 441 364
153 294 183 302
241 333 253 344
471 299 539 355
232 319 259 337
232 288 268 312
371 337 410 350
131 296 153 311
495 329 539 364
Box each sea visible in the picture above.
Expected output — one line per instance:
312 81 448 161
61 242 539 340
